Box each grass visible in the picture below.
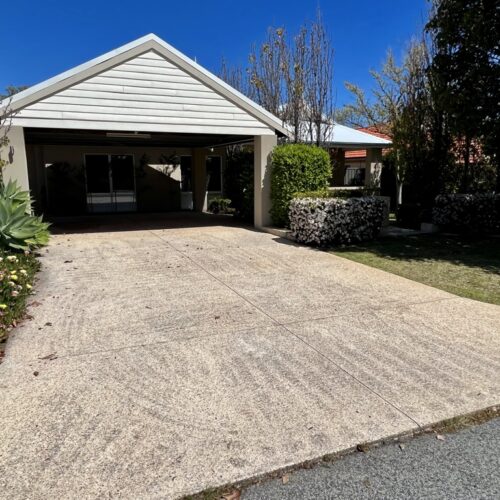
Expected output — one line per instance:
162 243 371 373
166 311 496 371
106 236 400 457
0 250 40 344
330 233 500 305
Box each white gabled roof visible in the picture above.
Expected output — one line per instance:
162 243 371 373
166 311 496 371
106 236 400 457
298 122 392 148
325 123 392 147
6 34 289 136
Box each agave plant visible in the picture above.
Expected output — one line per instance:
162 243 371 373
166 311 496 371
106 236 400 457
0 180 50 250
0 179 32 208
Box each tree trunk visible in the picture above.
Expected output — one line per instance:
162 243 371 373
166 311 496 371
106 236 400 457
460 135 471 193
496 158 500 193
396 179 403 206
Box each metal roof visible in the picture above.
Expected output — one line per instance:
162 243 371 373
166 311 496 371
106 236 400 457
301 122 392 148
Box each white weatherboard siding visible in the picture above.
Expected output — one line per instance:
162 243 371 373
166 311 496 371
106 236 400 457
14 51 274 135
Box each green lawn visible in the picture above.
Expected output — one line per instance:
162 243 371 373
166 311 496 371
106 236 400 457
330 234 500 305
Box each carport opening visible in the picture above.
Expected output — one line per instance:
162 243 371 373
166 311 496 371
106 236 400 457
25 128 253 223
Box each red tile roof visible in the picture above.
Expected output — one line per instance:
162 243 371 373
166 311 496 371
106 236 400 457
344 126 391 159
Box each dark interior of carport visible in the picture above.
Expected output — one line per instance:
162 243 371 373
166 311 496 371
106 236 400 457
24 128 252 217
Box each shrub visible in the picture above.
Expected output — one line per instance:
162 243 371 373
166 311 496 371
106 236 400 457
289 196 386 246
293 189 332 199
0 249 39 342
208 197 233 214
270 144 331 226
433 193 500 233
223 147 254 222
0 180 50 251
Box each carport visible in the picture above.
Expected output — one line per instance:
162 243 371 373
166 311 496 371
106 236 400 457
4 34 288 227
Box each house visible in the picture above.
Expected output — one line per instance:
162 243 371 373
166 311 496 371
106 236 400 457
297 122 392 189
322 125 391 189
2 34 391 227
3 34 289 227
342 127 392 187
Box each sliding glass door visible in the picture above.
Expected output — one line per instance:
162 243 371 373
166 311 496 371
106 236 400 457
85 154 136 213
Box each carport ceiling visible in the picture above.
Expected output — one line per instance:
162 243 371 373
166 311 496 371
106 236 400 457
24 128 253 148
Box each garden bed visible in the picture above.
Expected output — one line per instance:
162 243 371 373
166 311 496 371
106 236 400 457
0 250 40 358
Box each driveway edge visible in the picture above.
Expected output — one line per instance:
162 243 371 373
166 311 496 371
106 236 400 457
181 404 500 500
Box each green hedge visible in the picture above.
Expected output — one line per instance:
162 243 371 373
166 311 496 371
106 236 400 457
270 144 331 226
294 187 380 200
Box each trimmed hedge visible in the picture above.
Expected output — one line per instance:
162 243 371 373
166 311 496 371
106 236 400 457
289 196 386 246
433 193 500 233
270 144 331 226
294 188 381 200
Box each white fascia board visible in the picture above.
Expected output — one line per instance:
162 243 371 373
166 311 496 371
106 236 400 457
332 142 393 149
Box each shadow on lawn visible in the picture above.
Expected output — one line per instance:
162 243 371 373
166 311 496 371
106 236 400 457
333 234 500 276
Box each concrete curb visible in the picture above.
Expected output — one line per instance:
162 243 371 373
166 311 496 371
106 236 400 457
181 404 500 500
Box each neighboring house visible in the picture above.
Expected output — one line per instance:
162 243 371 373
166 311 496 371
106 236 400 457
325 125 392 189
343 127 392 187
2 34 391 227
2 34 288 228
298 122 392 189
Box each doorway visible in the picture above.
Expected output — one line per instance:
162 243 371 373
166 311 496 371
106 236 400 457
85 154 136 213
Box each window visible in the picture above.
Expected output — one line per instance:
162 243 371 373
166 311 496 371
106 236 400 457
110 155 135 191
85 155 110 192
180 156 192 192
85 154 135 192
206 156 222 192
344 165 365 186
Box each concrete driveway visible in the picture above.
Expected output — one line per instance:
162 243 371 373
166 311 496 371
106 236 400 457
1 214 499 499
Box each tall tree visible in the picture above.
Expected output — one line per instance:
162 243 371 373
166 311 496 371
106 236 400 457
427 0 500 191
282 27 308 142
304 11 335 145
219 12 335 144
339 39 450 206
339 49 408 205
219 58 249 97
248 27 287 118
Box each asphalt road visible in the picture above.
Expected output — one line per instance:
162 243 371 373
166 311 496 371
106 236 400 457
243 418 500 500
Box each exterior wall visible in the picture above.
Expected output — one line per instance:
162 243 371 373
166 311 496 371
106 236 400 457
254 135 277 228
14 51 274 136
25 142 225 216
2 126 30 191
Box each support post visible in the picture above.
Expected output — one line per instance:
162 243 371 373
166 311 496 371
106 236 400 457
192 147 207 212
254 134 277 228
2 126 30 191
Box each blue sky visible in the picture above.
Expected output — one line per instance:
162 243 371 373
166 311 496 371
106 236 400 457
1 0 429 107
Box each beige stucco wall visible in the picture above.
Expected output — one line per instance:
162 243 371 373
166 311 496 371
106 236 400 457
254 135 277 227
2 126 30 191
